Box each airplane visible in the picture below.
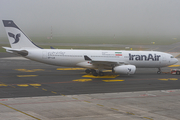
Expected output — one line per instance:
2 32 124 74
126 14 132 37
2 20 178 76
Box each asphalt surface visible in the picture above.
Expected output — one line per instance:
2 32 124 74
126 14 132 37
0 52 180 98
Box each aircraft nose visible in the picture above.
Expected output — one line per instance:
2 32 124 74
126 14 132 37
172 58 178 65
175 58 178 64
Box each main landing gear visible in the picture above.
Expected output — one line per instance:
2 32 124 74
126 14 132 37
85 69 104 76
157 68 161 74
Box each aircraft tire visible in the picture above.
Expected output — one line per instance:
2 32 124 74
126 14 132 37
85 69 91 74
99 72 104 76
157 71 161 74
176 71 180 75
92 70 98 76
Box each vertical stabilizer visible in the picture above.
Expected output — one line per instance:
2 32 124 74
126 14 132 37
2 20 41 49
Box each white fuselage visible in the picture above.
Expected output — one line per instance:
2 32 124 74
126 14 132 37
25 49 178 69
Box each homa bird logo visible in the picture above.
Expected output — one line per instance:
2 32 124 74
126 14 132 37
8 32 21 44
128 68 131 72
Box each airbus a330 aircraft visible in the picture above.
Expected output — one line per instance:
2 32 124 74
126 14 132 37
2 20 178 76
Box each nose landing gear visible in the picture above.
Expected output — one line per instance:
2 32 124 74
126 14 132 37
157 68 161 74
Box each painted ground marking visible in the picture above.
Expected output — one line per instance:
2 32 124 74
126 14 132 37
175 54 180 58
140 94 156 97
57 68 85 70
0 84 8 87
15 69 44 72
111 108 119 111
103 70 112 72
168 65 180 67
42 88 47 91
73 79 92 82
143 117 153 120
158 78 178 81
126 112 135 115
0 99 8 101
165 46 179 52
84 101 91 103
17 75 38 77
60 94 66 96
72 97 78 100
169 78 178 80
161 90 176 93
51 91 57 94
30 84 41 87
82 75 119 78
102 80 124 82
0 102 41 120
0 82 15 88
97 104 104 107
17 84 29 87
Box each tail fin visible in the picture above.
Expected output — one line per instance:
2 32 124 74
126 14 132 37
2 20 41 49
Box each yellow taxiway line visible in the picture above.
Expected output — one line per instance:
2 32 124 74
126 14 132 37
17 75 38 77
82 75 119 78
168 65 180 67
73 79 92 82
57 68 86 70
102 80 124 82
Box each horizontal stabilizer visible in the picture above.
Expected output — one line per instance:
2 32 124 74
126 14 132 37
2 47 28 56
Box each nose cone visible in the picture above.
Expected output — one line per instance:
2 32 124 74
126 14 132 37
174 58 178 64
171 58 178 65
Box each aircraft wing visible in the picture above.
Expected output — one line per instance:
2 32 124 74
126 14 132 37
84 55 126 67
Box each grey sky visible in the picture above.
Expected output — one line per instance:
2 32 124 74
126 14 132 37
0 0 180 37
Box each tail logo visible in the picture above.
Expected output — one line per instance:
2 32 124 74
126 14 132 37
8 32 21 44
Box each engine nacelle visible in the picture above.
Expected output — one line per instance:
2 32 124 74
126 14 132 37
113 65 136 75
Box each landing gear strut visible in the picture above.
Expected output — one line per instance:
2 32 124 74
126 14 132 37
157 68 161 74
85 69 104 76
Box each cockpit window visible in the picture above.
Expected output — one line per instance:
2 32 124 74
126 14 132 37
171 56 174 58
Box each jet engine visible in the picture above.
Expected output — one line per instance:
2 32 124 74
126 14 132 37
113 65 136 75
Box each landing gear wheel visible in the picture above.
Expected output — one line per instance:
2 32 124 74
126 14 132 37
99 72 104 76
157 71 161 74
92 70 98 76
176 71 180 75
85 69 91 74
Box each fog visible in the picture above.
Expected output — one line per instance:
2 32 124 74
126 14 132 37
0 0 180 37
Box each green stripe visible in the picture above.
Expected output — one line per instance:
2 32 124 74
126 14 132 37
115 52 122 54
